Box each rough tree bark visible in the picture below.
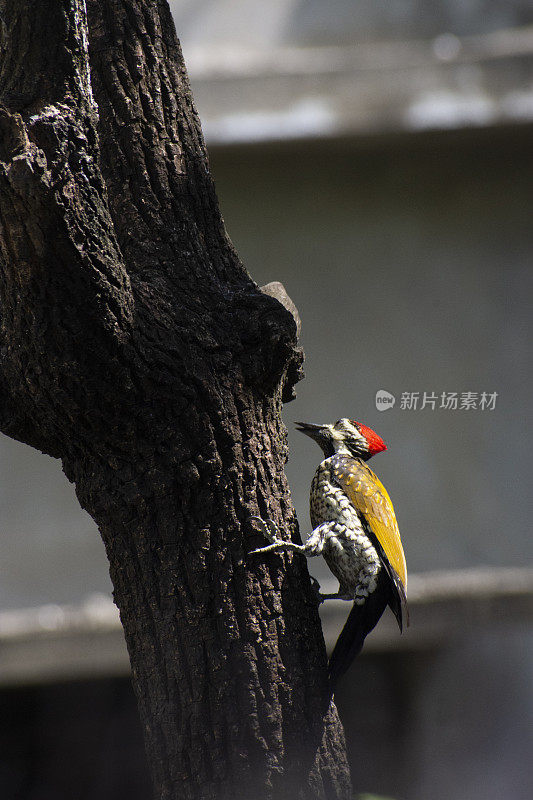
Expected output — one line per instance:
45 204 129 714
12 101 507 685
0 1 352 798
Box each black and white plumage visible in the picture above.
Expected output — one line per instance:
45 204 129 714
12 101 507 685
250 418 408 691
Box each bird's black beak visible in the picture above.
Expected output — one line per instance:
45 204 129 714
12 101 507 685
295 421 335 457
295 421 327 440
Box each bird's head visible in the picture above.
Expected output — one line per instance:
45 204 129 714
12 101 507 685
295 418 386 461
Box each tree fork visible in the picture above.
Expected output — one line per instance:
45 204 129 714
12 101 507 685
0 1 352 798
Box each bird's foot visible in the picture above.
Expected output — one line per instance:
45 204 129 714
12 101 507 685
249 516 288 555
312 583 353 603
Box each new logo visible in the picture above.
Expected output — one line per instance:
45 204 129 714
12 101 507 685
375 390 396 411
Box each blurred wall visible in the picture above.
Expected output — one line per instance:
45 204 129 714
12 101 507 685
169 0 533 48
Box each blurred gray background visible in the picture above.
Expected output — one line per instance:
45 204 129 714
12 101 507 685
1 2 533 799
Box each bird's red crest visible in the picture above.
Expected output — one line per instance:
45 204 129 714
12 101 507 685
352 421 387 455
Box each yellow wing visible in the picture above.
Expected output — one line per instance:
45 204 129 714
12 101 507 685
331 455 407 591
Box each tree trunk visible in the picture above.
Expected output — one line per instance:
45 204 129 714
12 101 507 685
0 1 352 798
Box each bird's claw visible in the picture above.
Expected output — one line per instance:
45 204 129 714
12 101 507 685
249 515 282 544
248 516 288 555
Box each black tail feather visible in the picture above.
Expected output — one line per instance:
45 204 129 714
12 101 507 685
327 577 390 693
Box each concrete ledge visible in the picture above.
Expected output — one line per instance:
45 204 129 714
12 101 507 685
321 566 533 654
1 567 532 685
184 27 533 144
0 595 127 686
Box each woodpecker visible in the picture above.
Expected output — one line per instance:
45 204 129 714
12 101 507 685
250 418 407 690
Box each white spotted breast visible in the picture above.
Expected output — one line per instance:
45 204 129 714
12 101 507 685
310 457 381 602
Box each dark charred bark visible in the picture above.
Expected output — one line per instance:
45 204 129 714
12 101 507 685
0 2 351 798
